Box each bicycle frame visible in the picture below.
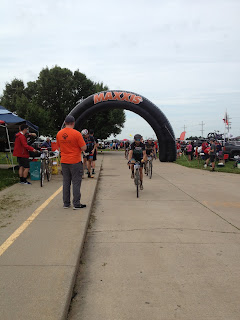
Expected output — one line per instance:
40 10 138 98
40 150 52 187
134 161 141 198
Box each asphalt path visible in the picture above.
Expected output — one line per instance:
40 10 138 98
0 158 103 320
68 152 240 320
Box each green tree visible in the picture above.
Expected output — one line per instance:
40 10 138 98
0 66 125 137
84 109 126 139
0 79 25 112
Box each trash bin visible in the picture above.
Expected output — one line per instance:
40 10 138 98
30 161 41 180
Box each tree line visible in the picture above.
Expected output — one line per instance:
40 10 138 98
0 66 125 138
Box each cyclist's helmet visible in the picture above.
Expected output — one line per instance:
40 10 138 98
134 134 142 141
81 129 88 136
148 137 153 140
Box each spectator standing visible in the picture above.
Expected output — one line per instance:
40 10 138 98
89 129 98 175
13 124 36 185
191 141 194 160
205 138 216 171
81 129 96 178
56 116 86 209
41 137 52 150
186 142 192 161
202 141 208 160
176 140 181 158
154 140 159 154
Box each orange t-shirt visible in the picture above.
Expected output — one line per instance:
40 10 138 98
56 128 86 164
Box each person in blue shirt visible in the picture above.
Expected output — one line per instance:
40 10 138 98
41 137 52 150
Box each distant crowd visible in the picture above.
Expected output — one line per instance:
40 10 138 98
176 139 225 172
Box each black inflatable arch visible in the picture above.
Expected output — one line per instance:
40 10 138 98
67 90 176 162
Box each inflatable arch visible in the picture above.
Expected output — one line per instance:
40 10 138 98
68 90 176 162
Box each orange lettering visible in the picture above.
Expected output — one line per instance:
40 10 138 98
133 96 143 104
122 92 131 102
113 91 123 100
94 91 143 105
94 93 105 104
104 91 113 100
129 94 135 103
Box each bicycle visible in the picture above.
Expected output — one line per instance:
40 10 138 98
133 161 141 198
145 155 153 179
40 149 53 187
125 147 129 160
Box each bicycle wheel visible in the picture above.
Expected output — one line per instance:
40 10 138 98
40 161 44 187
145 162 148 176
149 160 152 179
135 169 140 198
46 159 52 182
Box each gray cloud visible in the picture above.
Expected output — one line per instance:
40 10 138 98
1 0 240 137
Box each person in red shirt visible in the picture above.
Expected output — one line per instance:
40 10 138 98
56 115 86 209
176 140 181 158
202 141 209 159
13 124 36 185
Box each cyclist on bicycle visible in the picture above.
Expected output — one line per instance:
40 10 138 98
124 140 130 158
128 134 147 190
144 138 156 173
145 138 156 158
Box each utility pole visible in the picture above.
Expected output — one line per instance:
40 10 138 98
227 116 232 142
183 125 187 132
199 121 205 138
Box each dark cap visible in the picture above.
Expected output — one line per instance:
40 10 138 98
65 115 75 123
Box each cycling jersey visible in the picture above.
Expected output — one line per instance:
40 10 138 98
125 141 130 149
130 142 145 161
84 136 95 154
145 142 155 156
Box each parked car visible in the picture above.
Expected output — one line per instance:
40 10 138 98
224 142 240 159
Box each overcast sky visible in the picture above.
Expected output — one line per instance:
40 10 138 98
1 0 240 139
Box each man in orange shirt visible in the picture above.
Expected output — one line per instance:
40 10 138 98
56 115 86 209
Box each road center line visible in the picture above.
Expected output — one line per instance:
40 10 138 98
0 186 63 257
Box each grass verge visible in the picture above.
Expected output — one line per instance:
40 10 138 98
0 169 19 191
0 152 18 165
175 157 240 174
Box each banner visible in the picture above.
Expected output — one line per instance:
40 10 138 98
179 131 186 141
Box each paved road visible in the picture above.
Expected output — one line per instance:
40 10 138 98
68 152 240 320
0 159 103 320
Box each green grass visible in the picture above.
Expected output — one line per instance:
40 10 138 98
0 169 19 191
175 156 240 174
0 152 18 165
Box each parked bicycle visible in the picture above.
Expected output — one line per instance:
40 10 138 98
40 149 53 187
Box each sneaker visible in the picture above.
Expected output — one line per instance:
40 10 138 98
88 174 94 178
73 204 87 210
131 172 134 179
140 183 143 190
63 205 71 209
204 164 207 168
23 181 32 185
92 170 95 175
